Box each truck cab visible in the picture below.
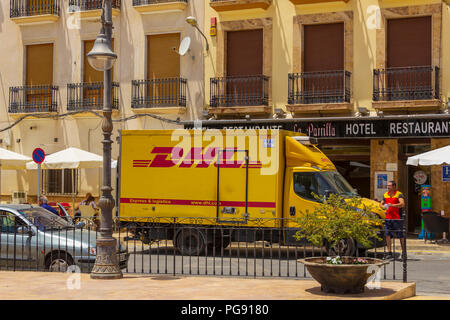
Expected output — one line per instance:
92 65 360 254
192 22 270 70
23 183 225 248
282 136 385 254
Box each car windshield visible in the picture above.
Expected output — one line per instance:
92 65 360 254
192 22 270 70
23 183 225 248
293 171 358 202
18 207 72 230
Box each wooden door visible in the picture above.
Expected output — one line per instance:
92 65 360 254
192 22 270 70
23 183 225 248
26 43 53 110
303 23 344 103
386 16 432 100
226 29 264 106
147 33 181 106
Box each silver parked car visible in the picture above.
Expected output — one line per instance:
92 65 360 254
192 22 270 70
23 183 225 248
0 204 129 272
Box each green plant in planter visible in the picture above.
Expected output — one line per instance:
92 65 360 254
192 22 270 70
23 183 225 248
294 193 382 259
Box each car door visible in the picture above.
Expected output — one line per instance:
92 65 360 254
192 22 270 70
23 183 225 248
283 169 323 245
0 210 36 270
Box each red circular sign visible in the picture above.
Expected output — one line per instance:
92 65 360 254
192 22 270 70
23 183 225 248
32 148 45 164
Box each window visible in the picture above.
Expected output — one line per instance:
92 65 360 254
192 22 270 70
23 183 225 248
0 211 24 233
43 169 78 195
293 171 358 202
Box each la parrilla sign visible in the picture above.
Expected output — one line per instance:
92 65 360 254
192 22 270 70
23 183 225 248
189 117 450 139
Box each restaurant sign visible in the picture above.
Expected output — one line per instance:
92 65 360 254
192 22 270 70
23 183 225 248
188 117 450 139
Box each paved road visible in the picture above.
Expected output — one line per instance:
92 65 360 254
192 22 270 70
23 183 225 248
404 252 450 296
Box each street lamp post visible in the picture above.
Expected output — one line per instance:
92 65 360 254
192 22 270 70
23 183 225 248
88 0 122 279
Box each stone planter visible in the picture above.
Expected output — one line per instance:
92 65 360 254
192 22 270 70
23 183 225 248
298 257 389 294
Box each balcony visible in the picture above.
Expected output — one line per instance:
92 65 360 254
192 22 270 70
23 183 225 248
209 75 270 115
131 78 187 114
133 0 188 14
68 0 121 20
210 0 271 12
67 82 120 114
287 70 352 114
9 85 58 114
10 0 60 25
372 66 441 112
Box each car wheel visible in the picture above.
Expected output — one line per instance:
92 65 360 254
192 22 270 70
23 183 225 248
46 252 74 272
326 238 356 257
175 229 206 256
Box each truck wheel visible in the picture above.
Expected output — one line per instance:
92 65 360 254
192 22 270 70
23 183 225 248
175 229 206 256
326 238 356 257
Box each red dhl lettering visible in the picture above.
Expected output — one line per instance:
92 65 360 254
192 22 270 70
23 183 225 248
132 147 262 169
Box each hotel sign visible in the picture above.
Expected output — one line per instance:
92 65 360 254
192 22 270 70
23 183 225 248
190 117 450 139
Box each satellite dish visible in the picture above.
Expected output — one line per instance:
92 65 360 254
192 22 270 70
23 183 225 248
178 37 191 56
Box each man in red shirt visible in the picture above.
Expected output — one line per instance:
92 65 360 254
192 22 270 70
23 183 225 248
380 181 405 260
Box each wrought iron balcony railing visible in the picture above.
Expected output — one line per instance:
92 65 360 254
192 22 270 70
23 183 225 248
10 0 60 18
9 85 58 113
68 0 121 11
67 82 120 111
131 78 187 108
133 0 187 5
210 75 269 107
373 66 439 101
288 70 351 105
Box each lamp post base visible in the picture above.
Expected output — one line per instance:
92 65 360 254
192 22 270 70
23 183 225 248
90 238 123 279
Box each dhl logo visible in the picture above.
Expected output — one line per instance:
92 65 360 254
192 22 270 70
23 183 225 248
133 147 262 169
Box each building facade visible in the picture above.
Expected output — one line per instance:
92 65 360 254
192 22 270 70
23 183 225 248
198 0 450 233
0 0 205 203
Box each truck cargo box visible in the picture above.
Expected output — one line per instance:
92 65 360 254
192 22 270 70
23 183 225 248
118 129 300 228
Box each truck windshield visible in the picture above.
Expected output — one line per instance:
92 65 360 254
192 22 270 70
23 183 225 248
18 207 72 231
293 171 358 202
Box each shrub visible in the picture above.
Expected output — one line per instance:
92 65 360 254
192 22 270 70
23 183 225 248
294 193 383 256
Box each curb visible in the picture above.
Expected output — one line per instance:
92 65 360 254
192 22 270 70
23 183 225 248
384 282 416 300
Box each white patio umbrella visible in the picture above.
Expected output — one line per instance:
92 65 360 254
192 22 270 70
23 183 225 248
0 147 32 203
26 147 116 212
406 145 450 166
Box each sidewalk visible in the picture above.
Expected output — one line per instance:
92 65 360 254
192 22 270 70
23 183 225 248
394 235 450 254
0 271 417 300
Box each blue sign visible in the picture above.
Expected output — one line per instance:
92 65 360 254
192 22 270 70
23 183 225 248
443 166 450 182
32 148 45 164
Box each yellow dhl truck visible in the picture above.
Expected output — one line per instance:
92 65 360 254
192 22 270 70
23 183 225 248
117 129 385 256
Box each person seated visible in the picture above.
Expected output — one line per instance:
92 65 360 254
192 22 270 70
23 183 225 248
74 193 98 220
38 195 59 216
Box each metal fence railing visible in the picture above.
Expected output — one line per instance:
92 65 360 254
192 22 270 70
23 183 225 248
133 0 188 5
67 82 120 111
288 70 351 105
131 78 187 109
69 0 121 10
373 66 439 102
210 75 269 108
0 213 407 282
10 0 60 18
9 85 59 113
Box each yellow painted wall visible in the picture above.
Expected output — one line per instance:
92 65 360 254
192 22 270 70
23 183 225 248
203 0 446 113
